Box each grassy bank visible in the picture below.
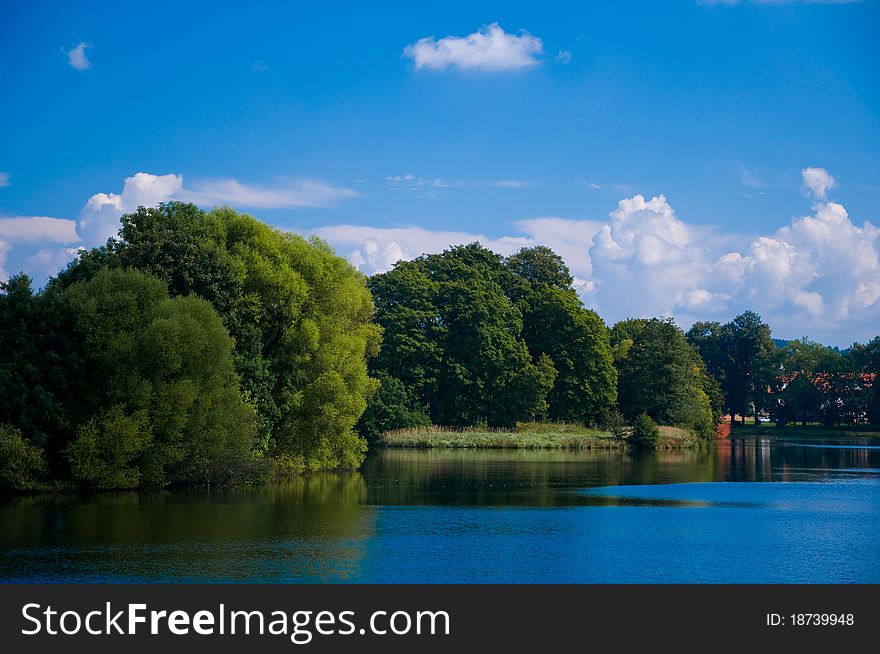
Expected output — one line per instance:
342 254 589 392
378 422 703 449
731 423 880 439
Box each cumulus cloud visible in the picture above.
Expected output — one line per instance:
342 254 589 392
314 166 879 344
1 171 356 286
78 173 183 246
67 42 91 70
555 50 572 65
0 172 9 187
312 224 535 275
801 166 836 199
0 216 79 243
403 23 543 72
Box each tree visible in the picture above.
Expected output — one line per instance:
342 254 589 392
612 318 717 438
369 244 556 428
687 311 775 424
848 336 880 425
54 203 380 472
630 414 661 449
0 274 86 475
62 269 259 488
507 247 617 424
0 424 47 491
356 373 431 442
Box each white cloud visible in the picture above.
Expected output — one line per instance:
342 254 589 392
313 166 878 344
76 173 357 246
0 240 9 282
67 42 91 70
78 173 183 246
801 166 836 199
0 216 79 243
385 174 532 195
178 178 359 209
555 50 572 65
403 23 543 72
0 172 9 187
312 224 534 275
251 60 268 73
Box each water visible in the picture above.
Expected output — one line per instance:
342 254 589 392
2 436 879 583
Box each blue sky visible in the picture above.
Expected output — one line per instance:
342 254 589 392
1 0 879 345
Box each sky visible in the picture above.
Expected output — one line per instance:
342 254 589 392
1 0 879 346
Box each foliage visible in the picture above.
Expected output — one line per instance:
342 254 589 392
369 243 556 428
686 311 775 423
357 373 431 442
629 414 661 449
0 424 47 491
54 202 380 471
508 247 617 424
61 269 259 488
0 274 86 475
613 318 717 437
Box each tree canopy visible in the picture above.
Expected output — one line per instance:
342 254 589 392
54 202 380 472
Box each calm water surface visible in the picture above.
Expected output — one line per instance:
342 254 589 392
2 436 879 583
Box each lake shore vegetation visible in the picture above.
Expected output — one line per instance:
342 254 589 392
2 203 879 491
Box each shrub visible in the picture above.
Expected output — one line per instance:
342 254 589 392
630 413 660 449
0 424 47 491
357 374 431 442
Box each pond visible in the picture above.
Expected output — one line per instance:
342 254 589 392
2 436 879 583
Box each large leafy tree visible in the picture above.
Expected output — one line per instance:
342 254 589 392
62 269 259 488
687 311 776 424
506 246 617 423
612 318 717 437
368 244 555 428
54 203 380 472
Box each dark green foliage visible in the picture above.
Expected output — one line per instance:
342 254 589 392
0 424 47 491
62 269 258 488
357 374 431 442
613 318 717 438
0 274 86 473
369 243 557 428
687 311 775 423
54 203 380 472
630 414 660 449
508 247 617 424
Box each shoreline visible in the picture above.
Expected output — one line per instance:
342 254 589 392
378 423 706 450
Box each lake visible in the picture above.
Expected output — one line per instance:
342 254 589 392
2 436 879 583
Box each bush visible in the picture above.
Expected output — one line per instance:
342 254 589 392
630 413 660 449
0 424 47 491
598 408 630 439
357 374 431 442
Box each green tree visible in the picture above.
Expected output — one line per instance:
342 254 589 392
0 274 86 473
63 268 259 487
356 373 431 442
369 244 555 428
0 424 47 491
848 336 880 425
54 203 380 472
687 311 775 424
630 413 661 449
506 247 617 424
612 318 716 437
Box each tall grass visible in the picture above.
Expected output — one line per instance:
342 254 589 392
378 422 702 449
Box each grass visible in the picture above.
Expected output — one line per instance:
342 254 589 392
378 421 703 449
732 422 880 438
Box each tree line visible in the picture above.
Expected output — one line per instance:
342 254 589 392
2 203 878 491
